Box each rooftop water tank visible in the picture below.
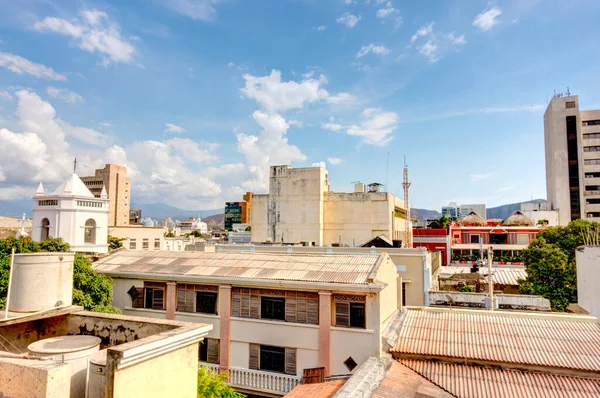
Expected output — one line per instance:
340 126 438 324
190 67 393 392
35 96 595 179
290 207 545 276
354 183 366 193
88 349 107 398
8 252 74 313
28 335 101 398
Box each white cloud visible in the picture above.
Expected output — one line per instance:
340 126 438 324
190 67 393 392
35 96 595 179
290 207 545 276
316 25 327 31
357 44 390 58
0 91 12 101
446 32 466 45
411 22 434 43
34 10 136 65
473 7 502 31
164 123 186 133
470 172 493 182
323 108 398 146
311 161 326 169
46 87 84 103
322 122 344 132
227 62 235 67
325 92 354 104
337 12 361 28
328 157 342 165
161 0 221 21
0 52 66 80
497 184 516 192
418 40 439 63
376 2 396 18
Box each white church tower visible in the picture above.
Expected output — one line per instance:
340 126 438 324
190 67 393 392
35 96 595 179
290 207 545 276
32 173 110 254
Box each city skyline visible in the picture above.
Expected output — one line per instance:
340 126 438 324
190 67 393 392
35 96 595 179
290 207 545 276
1 0 600 210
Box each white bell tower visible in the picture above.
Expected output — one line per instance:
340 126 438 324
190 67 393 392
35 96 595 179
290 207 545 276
32 173 110 254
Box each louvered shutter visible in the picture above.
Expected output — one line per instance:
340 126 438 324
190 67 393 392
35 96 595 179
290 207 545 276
296 293 307 324
335 302 349 327
307 295 319 325
177 285 186 311
285 292 297 323
207 339 220 364
184 285 195 312
232 288 241 317
285 348 297 375
241 288 250 318
153 289 165 310
132 287 144 308
250 290 259 319
249 344 259 370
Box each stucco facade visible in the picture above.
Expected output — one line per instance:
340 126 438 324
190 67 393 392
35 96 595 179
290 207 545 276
81 164 131 227
108 225 166 251
576 246 600 318
251 165 411 247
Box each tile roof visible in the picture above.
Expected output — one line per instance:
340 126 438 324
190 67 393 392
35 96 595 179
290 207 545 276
286 380 345 398
392 308 600 373
371 361 453 398
401 359 600 398
94 250 386 285
436 266 527 286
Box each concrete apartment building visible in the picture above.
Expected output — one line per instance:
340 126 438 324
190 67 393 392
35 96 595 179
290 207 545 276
545 93 600 224
95 250 400 396
251 165 411 247
81 164 131 226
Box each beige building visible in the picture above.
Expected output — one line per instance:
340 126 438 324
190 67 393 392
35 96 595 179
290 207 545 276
544 94 600 224
251 165 411 247
108 225 166 251
81 164 131 226
95 250 400 397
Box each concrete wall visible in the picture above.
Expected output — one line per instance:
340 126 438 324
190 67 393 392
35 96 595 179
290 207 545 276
330 328 376 375
522 210 560 226
0 357 71 398
429 291 551 311
108 226 165 250
112 343 198 398
576 246 600 317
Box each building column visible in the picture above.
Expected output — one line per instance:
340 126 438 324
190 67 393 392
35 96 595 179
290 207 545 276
219 285 232 372
166 282 177 320
318 291 332 376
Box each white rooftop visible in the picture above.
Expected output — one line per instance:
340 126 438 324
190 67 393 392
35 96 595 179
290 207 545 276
51 173 95 198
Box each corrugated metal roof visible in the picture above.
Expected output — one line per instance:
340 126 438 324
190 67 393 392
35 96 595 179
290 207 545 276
392 309 600 373
436 266 527 286
94 250 384 285
401 359 600 398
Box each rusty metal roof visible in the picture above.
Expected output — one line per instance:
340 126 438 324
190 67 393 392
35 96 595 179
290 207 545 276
287 380 345 398
94 250 385 285
392 308 600 373
436 266 527 286
401 359 600 398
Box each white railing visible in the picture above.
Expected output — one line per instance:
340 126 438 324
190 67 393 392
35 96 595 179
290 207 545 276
200 363 300 394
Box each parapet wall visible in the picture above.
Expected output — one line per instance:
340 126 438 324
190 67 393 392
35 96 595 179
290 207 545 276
429 291 551 311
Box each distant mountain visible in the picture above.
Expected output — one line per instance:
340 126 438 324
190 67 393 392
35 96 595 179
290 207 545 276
204 214 224 230
412 208 442 223
486 199 547 219
131 202 222 221
0 199 31 217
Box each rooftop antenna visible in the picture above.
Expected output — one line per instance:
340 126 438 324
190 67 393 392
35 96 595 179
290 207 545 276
567 86 571 96
73 158 77 174
402 155 411 248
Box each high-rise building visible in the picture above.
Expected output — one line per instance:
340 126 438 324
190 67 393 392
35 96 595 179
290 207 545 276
224 192 253 231
81 164 131 226
129 208 142 224
544 94 600 225
459 204 486 220
441 202 459 220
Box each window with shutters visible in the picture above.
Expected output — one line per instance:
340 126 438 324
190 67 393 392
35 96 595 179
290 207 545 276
333 295 366 329
249 344 296 375
196 292 218 314
232 288 318 325
177 284 218 314
261 297 285 320
199 338 220 364
143 282 166 310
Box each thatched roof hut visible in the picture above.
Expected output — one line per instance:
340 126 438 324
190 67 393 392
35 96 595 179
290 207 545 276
460 211 487 226
503 210 534 226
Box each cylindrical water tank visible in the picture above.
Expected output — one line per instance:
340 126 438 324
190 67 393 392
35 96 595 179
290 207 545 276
8 252 74 313
88 349 107 398
28 335 101 398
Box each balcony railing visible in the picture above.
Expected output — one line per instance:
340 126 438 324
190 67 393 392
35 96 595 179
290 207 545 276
201 363 301 395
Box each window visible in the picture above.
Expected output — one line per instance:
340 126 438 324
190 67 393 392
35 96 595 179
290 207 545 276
516 234 529 245
585 159 600 165
334 295 366 329
584 146 600 152
142 238 149 250
587 212 600 218
84 219 96 244
129 239 137 250
586 185 600 191
249 344 296 375
199 338 220 364
154 238 161 249
38 200 58 206
470 234 480 244
261 297 285 320
41 218 50 240
587 198 600 204
586 172 600 178
196 292 218 314
129 282 165 310
566 101 576 109
583 133 600 139
583 120 600 126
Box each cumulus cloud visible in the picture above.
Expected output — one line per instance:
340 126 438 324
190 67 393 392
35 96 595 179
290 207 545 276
34 10 136 65
376 2 396 18
410 23 466 62
311 161 326 169
46 87 84 103
316 25 327 31
0 52 66 80
357 44 390 58
164 123 186 133
419 40 439 63
337 12 361 28
473 7 502 31
0 91 13 101
160 0 221 21
411 22 434 43
446 32 466 45
328 157 342 165
321 122 344 131
322 108 398 146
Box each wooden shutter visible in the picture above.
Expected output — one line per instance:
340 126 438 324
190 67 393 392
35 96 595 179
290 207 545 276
250 290 260 319
285 292 297 323
153 288 165 310
207 339 220 364
296 292 307 323
185 286 195 312
285 348 297 375
335 302 350 327
132 287 144 308
307 295 319 325
241 288 250 318
232 288 241 317
249 344 259 370
177 285 186 311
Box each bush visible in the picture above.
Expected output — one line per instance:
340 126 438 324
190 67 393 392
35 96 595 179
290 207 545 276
197 367 245 398
459 286 473 293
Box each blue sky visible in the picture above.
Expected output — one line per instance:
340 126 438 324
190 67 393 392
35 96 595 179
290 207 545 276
1 0 600 211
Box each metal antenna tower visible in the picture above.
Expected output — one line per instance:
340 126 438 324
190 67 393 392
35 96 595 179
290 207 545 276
402 155 412 248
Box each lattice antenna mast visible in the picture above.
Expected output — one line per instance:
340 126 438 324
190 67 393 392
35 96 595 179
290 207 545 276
402 155 412 248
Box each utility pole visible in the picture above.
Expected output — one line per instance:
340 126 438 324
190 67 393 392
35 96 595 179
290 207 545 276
402 156 411 248
488 246 494 311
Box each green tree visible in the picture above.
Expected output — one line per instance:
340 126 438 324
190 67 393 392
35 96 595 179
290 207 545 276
0 237 120 313
519 238 576 311
535 219 597 262
108 235 125 251
165 231 175 238
197 367 245 398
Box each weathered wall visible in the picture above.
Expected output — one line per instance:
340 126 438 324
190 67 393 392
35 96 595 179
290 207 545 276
576 246 600 317
429 291 551 311
112 343 198 397
0 357 71 398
